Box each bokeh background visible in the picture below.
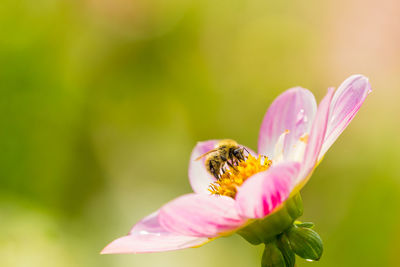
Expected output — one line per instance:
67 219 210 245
1 0 399 266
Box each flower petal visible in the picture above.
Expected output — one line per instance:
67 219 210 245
319 75 371 159
189 140 219 194
299 88 335 183
189 140 256 194
159 194 246 237
235 162 301 219
258 87 317 160
101 211 209 254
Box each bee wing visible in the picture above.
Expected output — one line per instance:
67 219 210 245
195 149 218 161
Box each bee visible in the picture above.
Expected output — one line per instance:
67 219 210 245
196 139 248 179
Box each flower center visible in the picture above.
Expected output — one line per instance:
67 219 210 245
208 154 272 198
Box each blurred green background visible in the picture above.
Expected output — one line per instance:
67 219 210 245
1 0 399 266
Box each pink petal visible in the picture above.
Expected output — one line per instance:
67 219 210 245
258 87 317 159
159 194 246 237
300 88 335 182
189 140 219 194
189 140 256 194
235 162 301 219
101 211 209 254
319 75 371 159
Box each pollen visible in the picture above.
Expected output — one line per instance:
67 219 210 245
209 154 272 198
299 133 309 143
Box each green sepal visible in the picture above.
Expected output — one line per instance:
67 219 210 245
238 193 303 245
285 225 323 261
261 240 286 267
276 234 295 267
294 221 314 228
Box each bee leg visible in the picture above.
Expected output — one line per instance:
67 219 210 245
234 157 240 166
226 161 238 171
214 172 219 179
213 170 220 179
228 150 235 163
209 161 219 179
217 168 225 179
227 151 238 166
230 156 237 166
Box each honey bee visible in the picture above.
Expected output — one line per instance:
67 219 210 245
196 139 248 179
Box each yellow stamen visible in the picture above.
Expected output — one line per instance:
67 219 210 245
209 154 272 198
299 134 309 143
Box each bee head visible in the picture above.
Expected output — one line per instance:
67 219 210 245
232 147 246 161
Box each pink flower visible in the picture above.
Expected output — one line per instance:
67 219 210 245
101 75 371 254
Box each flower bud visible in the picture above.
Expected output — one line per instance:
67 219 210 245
276 234 295 267
285 225 323 261
262 241 286 267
